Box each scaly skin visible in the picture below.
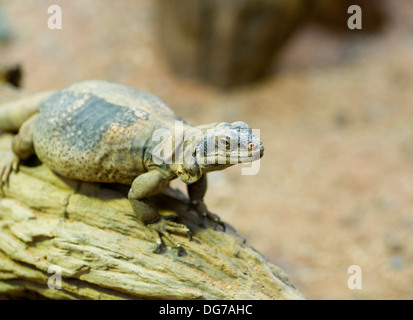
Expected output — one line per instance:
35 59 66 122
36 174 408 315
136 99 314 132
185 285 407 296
0 80 264 255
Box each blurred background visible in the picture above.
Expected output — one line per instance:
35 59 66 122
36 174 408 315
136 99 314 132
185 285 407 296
0 0 412 299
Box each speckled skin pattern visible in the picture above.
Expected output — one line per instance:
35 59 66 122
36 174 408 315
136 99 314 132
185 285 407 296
33 81 182 184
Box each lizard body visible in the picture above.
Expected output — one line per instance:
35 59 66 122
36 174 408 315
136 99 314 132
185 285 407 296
0 80 264 255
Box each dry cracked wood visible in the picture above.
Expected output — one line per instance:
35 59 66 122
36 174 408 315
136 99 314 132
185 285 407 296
0 132 303 300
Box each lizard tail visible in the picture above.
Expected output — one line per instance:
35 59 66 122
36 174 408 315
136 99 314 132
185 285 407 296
0 91 54 132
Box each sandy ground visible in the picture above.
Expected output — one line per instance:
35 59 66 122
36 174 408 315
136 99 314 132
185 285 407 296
0 0 412 299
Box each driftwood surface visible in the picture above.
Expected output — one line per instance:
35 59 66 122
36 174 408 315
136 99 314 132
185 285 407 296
0 125 303 300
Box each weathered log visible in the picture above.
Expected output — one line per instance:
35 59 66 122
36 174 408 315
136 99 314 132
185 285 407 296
0 131 303 300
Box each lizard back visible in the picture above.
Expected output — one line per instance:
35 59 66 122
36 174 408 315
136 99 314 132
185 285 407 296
32 80 182 184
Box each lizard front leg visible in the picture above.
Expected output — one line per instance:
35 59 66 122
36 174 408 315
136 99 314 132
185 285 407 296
0 114 38 194
187 174 225 231
128 170 192 255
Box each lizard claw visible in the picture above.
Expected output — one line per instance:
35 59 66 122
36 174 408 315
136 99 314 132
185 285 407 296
198 212 206 227
177 245 187 257
0 151 20 196
213 216 226 232
153 238 167 254
147 219 192 256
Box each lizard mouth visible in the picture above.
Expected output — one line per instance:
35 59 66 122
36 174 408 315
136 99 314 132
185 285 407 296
196 140 264 166
237 142 264 162
209 145 264 164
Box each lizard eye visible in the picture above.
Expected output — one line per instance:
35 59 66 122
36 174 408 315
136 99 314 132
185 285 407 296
218 137 231 151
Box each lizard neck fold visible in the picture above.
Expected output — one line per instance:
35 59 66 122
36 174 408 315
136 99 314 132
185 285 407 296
170 124 204 184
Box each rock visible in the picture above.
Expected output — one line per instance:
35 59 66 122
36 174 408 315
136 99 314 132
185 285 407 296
155 0 310 88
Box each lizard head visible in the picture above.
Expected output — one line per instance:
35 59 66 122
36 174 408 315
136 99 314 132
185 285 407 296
172 121 264 183
194 121 264 172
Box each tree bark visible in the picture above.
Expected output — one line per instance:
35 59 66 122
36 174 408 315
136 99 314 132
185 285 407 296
0 129 303 300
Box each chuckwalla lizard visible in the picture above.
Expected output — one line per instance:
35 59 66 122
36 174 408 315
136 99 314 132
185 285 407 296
0 80 264 255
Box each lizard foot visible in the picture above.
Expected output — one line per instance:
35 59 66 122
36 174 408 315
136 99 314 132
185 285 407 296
0 151 20 196
147 219 192 256
188 200 226 232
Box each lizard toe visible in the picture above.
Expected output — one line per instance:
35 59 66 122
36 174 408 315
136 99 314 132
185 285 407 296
188 201 225 232
153 237 167 254
147 219 192 256
0 151 20 195
212 216 226 232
